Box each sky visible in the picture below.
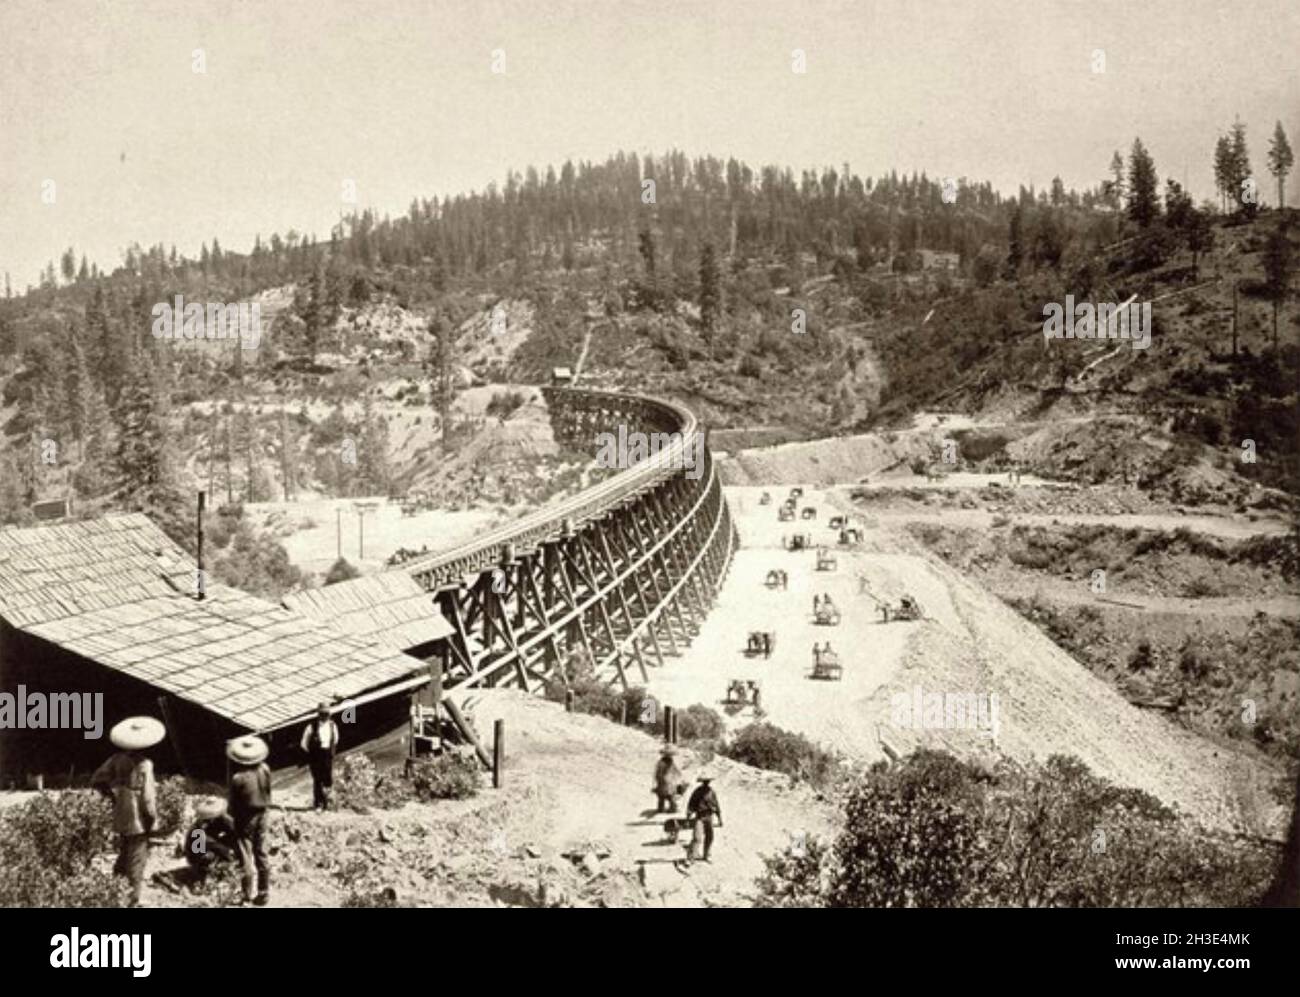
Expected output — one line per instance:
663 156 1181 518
1 0 1297 289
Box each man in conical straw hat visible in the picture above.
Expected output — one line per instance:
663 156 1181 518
91 716 165 906
226 734 272 906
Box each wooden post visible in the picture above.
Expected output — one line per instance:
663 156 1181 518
492 719 505 789
671 709 679 745
619 700 627 725
565 689 575 713
196 491 206 601
663 705 674 742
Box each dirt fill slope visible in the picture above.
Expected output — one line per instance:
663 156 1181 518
647 486 1283 837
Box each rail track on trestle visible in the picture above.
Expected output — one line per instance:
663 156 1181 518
402 387 739 692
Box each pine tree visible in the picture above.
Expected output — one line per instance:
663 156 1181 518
426 313 456 449
1108 151 1125 210
1214 135 1233 213
1005 206 1023 276
1228 118 1254 217
87 285 124 405
79 381 115 497
1126 138 1159 228
1267 121 1294 209
114 351 173 507
1262 217 1293 349
1186 208 1214 278
66 334 94 460
698 241 721 343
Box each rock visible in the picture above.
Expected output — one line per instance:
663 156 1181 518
525 844 542 858
580 852 602 876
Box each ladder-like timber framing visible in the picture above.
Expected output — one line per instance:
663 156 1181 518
419 387 738 692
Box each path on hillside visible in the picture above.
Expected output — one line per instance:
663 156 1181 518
455 691 834 906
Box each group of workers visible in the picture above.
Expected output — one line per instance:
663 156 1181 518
89 700 341 907
652 745 723 864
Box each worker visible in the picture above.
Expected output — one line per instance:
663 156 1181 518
685 774 723 864
653 745 683 813
91 717 164 907
301 700 340 811
226 734 272 906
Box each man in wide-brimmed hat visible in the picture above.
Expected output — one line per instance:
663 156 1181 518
685 773 723 865
226 734 272 906
91 717 165 906
300 700 340 811
652 744 683 813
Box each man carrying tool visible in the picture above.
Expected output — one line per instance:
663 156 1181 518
685 773 723 865
227 734 272 906
91 717 164 906
301 700 340 811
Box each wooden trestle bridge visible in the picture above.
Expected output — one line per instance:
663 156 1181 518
401 387 739 692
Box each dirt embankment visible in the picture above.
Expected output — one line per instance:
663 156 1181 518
143 690 833 909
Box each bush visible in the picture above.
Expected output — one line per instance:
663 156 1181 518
0 791 126 906
485 390 527 422
335 751 482 811
723 722 843 788
677 703 725 741
154 776 191 836
407 753 481 801
324 558 362 586
755 750 1279 908
333 754 409 812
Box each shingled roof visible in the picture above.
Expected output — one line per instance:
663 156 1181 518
0 514 428 732
281 572 454 650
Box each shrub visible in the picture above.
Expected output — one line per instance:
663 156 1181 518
755 750 1279 908
154 776 191 836
324 558 362 586
723 722 843 789
485 390 527 422
677 703 725 741
0 791 126 906
407 752 481 801
333 754 409 812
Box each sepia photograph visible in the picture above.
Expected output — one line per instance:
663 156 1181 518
0 0 1296 957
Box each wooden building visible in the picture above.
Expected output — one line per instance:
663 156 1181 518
0 515 443 784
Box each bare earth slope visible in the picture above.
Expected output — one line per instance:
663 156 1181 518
643 485 1284 836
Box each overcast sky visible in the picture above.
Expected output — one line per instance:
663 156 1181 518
1 0 1297 288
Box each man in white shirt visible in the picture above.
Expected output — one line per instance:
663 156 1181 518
301 701 340 811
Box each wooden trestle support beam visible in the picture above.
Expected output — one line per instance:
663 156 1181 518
422 390 738 692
